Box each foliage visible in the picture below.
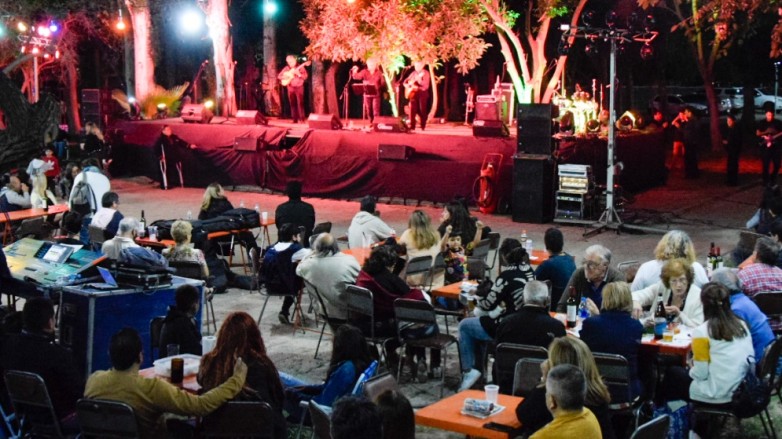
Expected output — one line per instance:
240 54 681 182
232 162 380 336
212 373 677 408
138 83 189 119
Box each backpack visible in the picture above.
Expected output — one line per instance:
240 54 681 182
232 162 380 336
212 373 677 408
731 356 770 419
70 180 95 216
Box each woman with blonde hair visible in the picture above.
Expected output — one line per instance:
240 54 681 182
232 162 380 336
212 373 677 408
398 210 443 287
29 173 57 209
198 182 233 220
163 220 209 278
632 258 704 328
632 230 709 290
516 337 614 438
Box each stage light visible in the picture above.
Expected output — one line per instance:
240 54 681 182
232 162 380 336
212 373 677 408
116 19 126 31
17 22 27 32
180 9 204 34
640 43 654 60
157 103 167 110
20 46 25 53
264 0 278 15
49 23 58 33
43 53 50 59
55 50 60 59
37 26 51 37
128 97 136 103
560 24 570 31
584 42 599 56
31 47 39 55
605 11 618 28
204 99 215 109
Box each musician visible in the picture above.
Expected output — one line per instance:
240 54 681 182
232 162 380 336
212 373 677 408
154 125 195 190
756 108 782 186
351 58 386 123
278 55 308 124
672 107 700 179
405 61 431 131
722 113 742 186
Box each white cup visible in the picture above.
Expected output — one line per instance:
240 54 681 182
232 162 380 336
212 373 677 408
201 336 217 355
484 384 499 405
261 211 268 223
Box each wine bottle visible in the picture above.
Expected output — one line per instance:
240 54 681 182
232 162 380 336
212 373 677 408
716 247 724 270
566 287 578 328
139 210 147 237
654 291 667 340
706 242 715 277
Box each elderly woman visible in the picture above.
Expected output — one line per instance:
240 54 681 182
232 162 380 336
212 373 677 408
555 244 626 313
632 258 704 328
163 220 209 279
580 282 644 399
631 230 709 291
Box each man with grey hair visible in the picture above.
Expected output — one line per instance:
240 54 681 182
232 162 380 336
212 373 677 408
101 217 140 260
531 364 601 438
713 268 776 361
738 237 782 297
296 233 360 327
556 244 625 313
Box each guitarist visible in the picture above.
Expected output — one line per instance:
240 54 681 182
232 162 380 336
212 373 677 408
278 55 309 123
404 61 431 131
351 57 386 123
756 108 782 186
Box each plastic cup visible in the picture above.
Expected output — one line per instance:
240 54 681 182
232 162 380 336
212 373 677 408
148 226 158 241
663 330 674 343
201 336 216 355
167 344 180 357
261 212 268 223
484 384 499 405
170 358 184 384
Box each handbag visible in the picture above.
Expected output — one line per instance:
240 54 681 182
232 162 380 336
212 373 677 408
731 356 770 419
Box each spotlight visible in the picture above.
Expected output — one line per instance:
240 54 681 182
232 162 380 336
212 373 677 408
582 10 595 27
128 97 136 103
640 43 654 60
157 103 167 110
557 39 570 56
54 50 60 59
204 99 215 109
48 23 58 33
31 47 39 55
180 8 204 34
17 22 27 32
116 20 126 31
585 42 599 57
37 26 51 37
605 11 618 28
263 0 278 15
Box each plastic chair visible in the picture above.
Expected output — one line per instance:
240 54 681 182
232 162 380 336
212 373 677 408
393 298 460 397
308 401 332 439
87 224 106 251
512 357 544 397
345 285 388 362
493 343 548 395
753 292 782 334
149 316 166 361
362 373 400 402
303 279 333 359
167 260 216 334
3 370 65 438
76 398 139 439
200 401 275 438
629 414 670 439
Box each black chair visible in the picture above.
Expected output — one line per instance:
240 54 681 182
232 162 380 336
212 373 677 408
362 372 400 402
493 343 548 395
303 279 334 359
512 357 545 397
167 260 216 334
468 238 491 264
76 398 139 439
629 414 670 439
149 316 166 360
4 370 65 438
251 248 290 326
0 400 19 439
345 285 388 363
393 298 460 397
16 217 45 240
484 232 501 276
87 224 106 251
200 401 275 438
593 352 648 430
404 255 433 288
312 222 332 236
754 292 782 334
762 336 782 405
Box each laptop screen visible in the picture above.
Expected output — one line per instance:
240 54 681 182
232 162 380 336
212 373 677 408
96 266 118 286
41 244 74 264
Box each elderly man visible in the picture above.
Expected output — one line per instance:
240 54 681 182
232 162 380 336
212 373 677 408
530 364 602 439
459 281 566 392
556 245 625 313
102 217 141 260
347 195 395 249
738 237 782 297
296 233 360 327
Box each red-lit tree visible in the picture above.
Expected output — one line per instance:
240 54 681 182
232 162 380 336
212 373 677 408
125 0 157 102
198 0 237 116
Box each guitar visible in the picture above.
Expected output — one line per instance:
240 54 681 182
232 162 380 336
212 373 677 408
280 61 311 87
760 131 782 148
464 85 475 125
403 72 425 99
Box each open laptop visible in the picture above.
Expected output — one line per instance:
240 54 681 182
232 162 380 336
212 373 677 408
88 266 120 290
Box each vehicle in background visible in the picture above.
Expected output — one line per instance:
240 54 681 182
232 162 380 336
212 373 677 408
715 87 743 112
650 95 708 119
754 88 782 112
681 92 724 114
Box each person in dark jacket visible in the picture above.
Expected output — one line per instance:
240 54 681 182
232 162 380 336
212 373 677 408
159 284 202 355
198 183 234 220
153 125 194 190
723 113 742 186
534 227 576 309
556 245 625 313
275 181 315 247
262 223 307 324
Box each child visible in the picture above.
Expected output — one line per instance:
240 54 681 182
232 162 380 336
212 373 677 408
42 147 61 193
443 229 467 284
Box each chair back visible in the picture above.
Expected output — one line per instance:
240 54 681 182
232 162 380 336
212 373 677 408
470 239 491 262
513 357 545 397
759 337 782 387
3 370 63 438
405 255 433 279
362 373 400 402
149 316 166 360
739 231 766 252
629 414 670 439
753 292 782 334
17 217 44 240
303 279 330 321
345 285 374 321
466 259 487 280
312 222 332 236
494 343 548 394
200 401 275 438
168 260 206 280
308 401 332 439
88 224 106 248
593 352 632 406
393 299 437 329
76 398 139 439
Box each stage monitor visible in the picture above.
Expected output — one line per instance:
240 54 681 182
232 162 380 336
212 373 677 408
181 104 213 124
308 113 342 130
236 110 268 126
234 137 260 152
372 117 408 133
473 119 509 138
378 144 414 161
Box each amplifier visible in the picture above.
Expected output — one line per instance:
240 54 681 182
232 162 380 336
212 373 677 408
378 144 414 160
234 136 260 152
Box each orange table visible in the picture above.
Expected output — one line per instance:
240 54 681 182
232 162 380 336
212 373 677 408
259 217 275 248
139 366 201 394
1 204 69 244
528 249 549 267
342 247 371 266
415 389 523 439
431 281 477 301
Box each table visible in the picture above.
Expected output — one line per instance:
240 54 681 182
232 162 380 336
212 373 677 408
139 365 201 394
1 204 70 244
431 280 477 301
415 389 523 439
258 217 275 248
528 249 549 267
342 247 371 266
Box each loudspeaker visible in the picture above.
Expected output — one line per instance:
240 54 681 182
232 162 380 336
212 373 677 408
234 137 260 152
181 104 213 124
378 144 414 160
236 110 268 125
81 89 106 127
372 117 408 133
475 95 500 121
512 154 556 223
473 120 509 137
517 104 554 154
307 113 342 130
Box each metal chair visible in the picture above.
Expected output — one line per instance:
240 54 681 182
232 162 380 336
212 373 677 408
200 401 275 438
593 352 648 430
754 292 782 334
303 279 334 359
484 232 501 276
0 401 19 439
76 398 139 439
762 336 782 405
149 316 166 361
393 298 460 397
617 260 641 284
362 372 400 402
629 414 670 439
345 285 389 360
252 248 291 326
4 370 65 438
167 260 216 334
404 255 433 288
493 343 548 395
512 357 545 397
87 224 106 251
468 238 491 265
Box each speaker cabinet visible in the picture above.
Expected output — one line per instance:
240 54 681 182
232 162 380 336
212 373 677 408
517 104 554 154
378 144 414 160
372 117 408 133
308 113 342 130
234 137 260 152
181 104 214 124
512 154 556 224
475 95 500 121
473 120 509 137
236 110 268 125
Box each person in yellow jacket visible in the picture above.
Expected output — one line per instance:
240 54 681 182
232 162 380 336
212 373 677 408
531 364 602 439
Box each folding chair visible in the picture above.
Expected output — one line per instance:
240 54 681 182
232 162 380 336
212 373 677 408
4 370 65 438
494 343 548 395
200 401 275 438
629 414 670 439
76 398 139 439
87 225 106 252
252 248 292 326
484 232 501 276
294 401 332 439
512 357 545 397
468 239 491 264
404 255 432 288
0 401 19 439
167 260 216 335
345 285 389 363
149 316 166 361
754 292 782 334
303 279 334 359
593 352 649 431
762 336 782 405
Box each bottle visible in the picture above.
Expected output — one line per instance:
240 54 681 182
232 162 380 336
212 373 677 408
716 247 724 269
566 287 578 328
254 203 260 213
240 199 245 208
139 210 147 238
520 230 528 247
186 210 193 220
579 296 589 319
706 242 715 277
654 292 667 340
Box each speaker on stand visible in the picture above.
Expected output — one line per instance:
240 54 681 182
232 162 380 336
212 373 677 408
517 104 554 155
511 154 556 224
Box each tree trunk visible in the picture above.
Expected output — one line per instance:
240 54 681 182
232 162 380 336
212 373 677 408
311 60 326 113
125 0 156 101
65 61 81 133
326 63 339 116
262 16 281 116
701 69 723 152
203 0 237 116
428 65 438 121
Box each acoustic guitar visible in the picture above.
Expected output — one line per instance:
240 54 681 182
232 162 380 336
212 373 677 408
280 61 311 87
403 72 426 99
761 131 782 148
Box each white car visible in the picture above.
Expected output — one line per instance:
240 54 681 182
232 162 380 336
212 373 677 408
715 87 743 111
754 88 782 111
650 95 708 119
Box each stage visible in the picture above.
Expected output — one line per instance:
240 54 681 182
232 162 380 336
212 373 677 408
109 117 666 206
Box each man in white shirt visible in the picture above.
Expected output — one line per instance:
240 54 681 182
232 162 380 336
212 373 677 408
0 174 31 211
90 192 123 239
102 217 140 260
347 196 395 249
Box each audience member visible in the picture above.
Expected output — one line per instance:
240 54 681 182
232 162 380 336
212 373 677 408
84 328 247 438
56 211 84 245
528 364 603 439
534 227 576 309
42 146 61 192
579 282 643 398
262 223 308 324
275 180 315 247
198 183 234 220
101 217 141 260
59 162 80 200
748 187 782 235
632 258 704 328
90 191 123 239
556 245 625 313
441 229 468 285
437 201 488 252
296 233 360 328
163 220 209 278
0 173 31 211
83 121 105 160
631 230 709 291
738 237 782 297
331 395 383 439
30 173 57 209
374 390 415 439
198 312 286 437
159 284 202 356
347 195 395 248
398 210 443 287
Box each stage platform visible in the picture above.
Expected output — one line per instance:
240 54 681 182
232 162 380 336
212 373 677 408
109 117 665 205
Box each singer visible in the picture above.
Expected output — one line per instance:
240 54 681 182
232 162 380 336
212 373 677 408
404 61 431 131
351 58 386 123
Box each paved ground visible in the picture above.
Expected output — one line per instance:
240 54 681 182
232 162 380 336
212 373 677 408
102 145 773 437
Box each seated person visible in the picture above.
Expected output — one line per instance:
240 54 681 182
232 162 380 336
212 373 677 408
102 217 141 260
374 390 415 439
198 182 258 254
631 258 704 328
163 220 209 279
534 228 577 308
296 233 360 328
275 181 316 248
90 191 123 240
0 298 83 423
198 312 286 437
84 328 247 438
442 227 467 285
331 395 383 439
631 230 709 291
398 210 443 287
528 364 603 439
159 284 202 356
56 211 84 245
0 173 31 212
30 172 57 209
738 237 782 297
347 195 395 249
436 201 488 254
556 245 625 313
261 223 308 324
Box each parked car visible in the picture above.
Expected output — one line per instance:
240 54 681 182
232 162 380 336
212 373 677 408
681 92 723 114
650 95 708 119
715 87 744 112
754 88 782 112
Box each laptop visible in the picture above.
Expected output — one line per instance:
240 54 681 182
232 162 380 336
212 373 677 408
88 266 120 290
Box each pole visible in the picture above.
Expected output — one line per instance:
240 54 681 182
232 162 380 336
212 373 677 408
124 33 132 98
33 55 39 103
775 63 780 114
605 38 617 223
